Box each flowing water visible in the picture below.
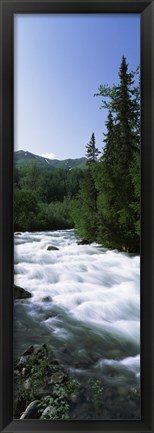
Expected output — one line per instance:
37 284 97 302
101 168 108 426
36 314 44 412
14 229 140 419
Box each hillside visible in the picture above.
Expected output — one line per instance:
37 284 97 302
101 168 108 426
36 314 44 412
14 150 87 170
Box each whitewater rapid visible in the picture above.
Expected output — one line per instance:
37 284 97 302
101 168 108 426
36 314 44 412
14 229 140 395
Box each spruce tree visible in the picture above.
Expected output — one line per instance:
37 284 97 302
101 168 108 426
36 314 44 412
102 110 119 165
72 56 140 252
72 134 99 241
86 132 100 163
94 56 140 252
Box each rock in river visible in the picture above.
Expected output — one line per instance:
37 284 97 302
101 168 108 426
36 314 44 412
20 400 40 419
77 239 91 245
47 245 59 251
42 296 52 302
14 284 31 299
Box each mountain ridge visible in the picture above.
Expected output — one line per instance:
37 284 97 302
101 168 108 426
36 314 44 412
14 150 87 170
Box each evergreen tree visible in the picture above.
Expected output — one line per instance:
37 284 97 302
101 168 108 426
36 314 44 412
72 134 99 241
72 57 140 251
113 56 137 167
92 56 140 251
94 56 140 252
86 132 100 163
102 110 119 165
95 56 140 158
14 164 84 232
72 169 98 241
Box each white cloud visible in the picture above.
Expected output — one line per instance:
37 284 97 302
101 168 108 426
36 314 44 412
41 152 56 160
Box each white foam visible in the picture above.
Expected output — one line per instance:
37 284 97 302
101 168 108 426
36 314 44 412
14 229 140 377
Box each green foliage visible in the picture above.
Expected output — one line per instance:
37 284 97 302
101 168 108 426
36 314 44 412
129 152 140 240
15 346 51 417
71 166 98 242
14 164 84 231
14 188 39 231
39 378 80 420
40 390 70 420
15 346 76 420
27 347 50 377
66 378 80 395
36 198 74 231
23 346 50 399
72 56 140 253
88 379 104 415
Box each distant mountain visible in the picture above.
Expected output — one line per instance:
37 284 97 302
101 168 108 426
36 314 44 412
14 150 87 170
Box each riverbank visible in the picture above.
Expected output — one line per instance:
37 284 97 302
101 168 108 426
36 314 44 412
14 343 140 420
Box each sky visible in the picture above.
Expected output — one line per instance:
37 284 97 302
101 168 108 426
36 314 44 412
14 14 140 160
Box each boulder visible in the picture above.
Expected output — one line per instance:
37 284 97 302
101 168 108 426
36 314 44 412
47 245 59 251
22 344 47 358
20 400 40 419
48 371 65 384
17 355 29 369
42 296 52 302
22 345 34 356
14 284 32 299
41 405 52 419
77 239 90 245
33 344 47 356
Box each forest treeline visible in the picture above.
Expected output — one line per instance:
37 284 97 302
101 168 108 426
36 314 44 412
14 56 140 253
14 164 84 231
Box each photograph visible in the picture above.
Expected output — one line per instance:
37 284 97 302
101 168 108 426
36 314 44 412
13 13 141 420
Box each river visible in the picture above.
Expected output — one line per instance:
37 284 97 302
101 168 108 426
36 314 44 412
14 229 140 419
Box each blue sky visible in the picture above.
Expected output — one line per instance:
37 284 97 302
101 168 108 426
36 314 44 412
14 14 140 160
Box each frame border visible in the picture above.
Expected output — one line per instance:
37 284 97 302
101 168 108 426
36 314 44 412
0 1 154 432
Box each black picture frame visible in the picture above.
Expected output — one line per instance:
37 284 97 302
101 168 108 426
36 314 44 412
0 0 154 432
